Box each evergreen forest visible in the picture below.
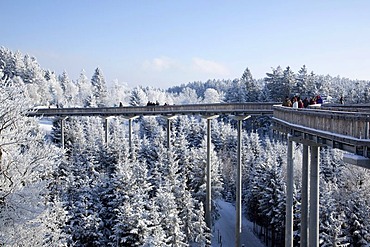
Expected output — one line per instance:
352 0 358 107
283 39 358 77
1 46 370 246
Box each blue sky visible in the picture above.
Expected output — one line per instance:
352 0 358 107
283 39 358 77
2 0 370 88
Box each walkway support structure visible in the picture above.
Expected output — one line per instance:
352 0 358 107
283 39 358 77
203 115 219 230
60 117 66 149
301 145 310 247
164 116 177 149
124 116 139 156
285 136 294 247
273 105 370 245
233 115 251 247
104 117 109 145
309 145 320 247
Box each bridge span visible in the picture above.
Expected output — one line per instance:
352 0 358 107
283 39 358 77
28 102 276 117
28 102 370 247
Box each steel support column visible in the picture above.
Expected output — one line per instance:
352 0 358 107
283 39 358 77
124 116 139 157
167 119 171 149
234 115 250 247
309 145 319 247
301 145 309 247
206 118 212 230
60 117 65 149
285 136 294 247
104 117 109 145
165 116 177 149
203 115 218 233
129 118 133 151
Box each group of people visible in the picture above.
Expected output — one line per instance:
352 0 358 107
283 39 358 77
146 101 169 106
147 101 160 106
282 95 324 108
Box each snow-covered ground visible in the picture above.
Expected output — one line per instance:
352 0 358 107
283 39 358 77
38 118 53 133
212 200 265 247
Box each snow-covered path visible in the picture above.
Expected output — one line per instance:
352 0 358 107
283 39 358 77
211 200 265 247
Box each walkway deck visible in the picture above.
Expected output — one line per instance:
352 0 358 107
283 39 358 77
27 103 278 117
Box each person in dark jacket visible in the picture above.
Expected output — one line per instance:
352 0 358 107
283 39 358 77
303 97 309 108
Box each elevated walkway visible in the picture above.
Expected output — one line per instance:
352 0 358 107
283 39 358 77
27 102 277 118
27 102 370 247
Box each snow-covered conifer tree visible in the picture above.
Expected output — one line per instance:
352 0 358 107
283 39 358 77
224 78 246 103
241 67 260 102
203 88 222 103
0 71 63 245
76 70 93 107
59 71 78 107
90 67 107 107
129 86 148 106
265 66 285 101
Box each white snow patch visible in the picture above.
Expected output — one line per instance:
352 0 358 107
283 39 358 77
38 118 53 133
211 200 265 247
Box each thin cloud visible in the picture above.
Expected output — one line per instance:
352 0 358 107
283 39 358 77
143 56 177 71
192 57 230 76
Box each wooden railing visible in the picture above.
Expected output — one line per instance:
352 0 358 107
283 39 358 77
273 105 370 139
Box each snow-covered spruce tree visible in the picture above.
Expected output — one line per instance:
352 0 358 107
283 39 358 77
224 78 247 103
112 159 160 246
188 134 223 214
0 73 64 245
23 54 53 105
202 88 222 103
240 67 260 102
154 182 186 246
54 116 121 246
76 70 93 107
58 70 78 107
45 70 64 107
245 137 292 245
256 140 286 245
282 66 296 96
179 185 210 246
320 147 345 185
171 124 210 244
108 80 131 107
0 47 53 106
295 65 317 97
242 132 265 200
174 87 201 104
319 182 349 246
340 166 370 246
129 86 148 106
166 146 210 245
184 116 206 148
210 120 237 199
264 66 285 101
90 67 107 107
346 194 370 246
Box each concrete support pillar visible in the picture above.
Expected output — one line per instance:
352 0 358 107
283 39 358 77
234 115 250 247
104 117 109 145
60 117 65 149
285 136 294 247
206 118 212 230
129 118 133 153
309 145 320 247
203 115 218 232
125 116 139 157
165 116 176 149
301 145 310 247
167 119 171 148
